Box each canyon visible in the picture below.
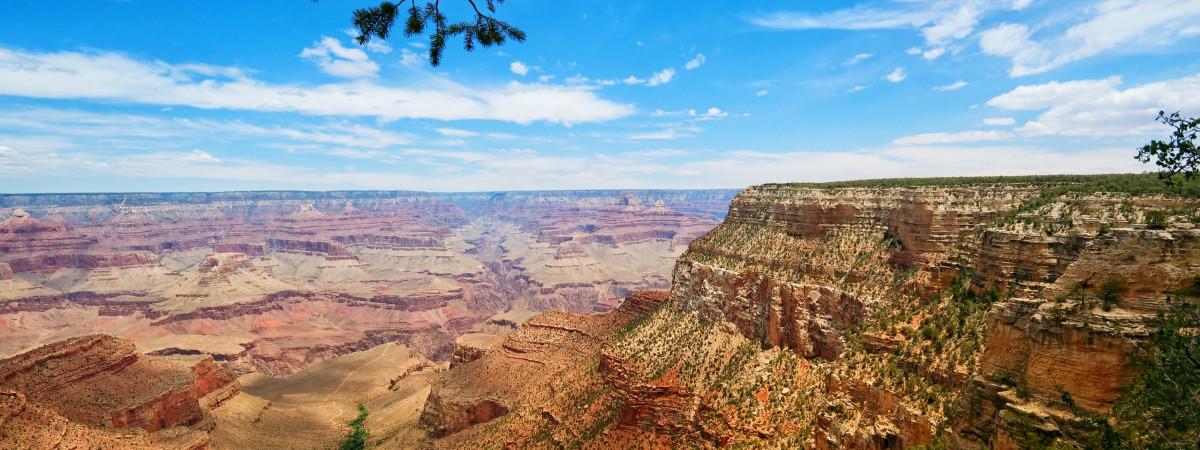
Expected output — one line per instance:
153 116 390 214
2 175 1195 448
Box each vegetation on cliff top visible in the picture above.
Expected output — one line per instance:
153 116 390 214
778 173 1200 198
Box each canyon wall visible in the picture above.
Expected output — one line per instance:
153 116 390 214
417 178 1200 449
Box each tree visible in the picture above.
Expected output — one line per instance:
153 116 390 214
1136 111 1200 184
319 1 526 67
1105 299 1200 448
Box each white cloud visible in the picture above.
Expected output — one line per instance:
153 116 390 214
436 128 478 137
510 61 529 76
988 73 1200 137
846 85 868 93
565 74 590 84
185 149 221 163
922 47 946 60
647 68 676 86
906 47 923 55
538 75 555 82
978 23 1052 76
981 0 1200 76
921 4 979 46
842 53 873 66
623 76 646 85
756 90 769 96
399 48 423 66
629 128 693 140
685 54 706 70
751 8 936 31
703 107 727 118
0 145 15 156
300 36 380 78
982 117 1016 126
892 130 1013 145
933 80 968 91
0 47 634 125
753 3 982 56
1011 0 1033 10
884 68 907 82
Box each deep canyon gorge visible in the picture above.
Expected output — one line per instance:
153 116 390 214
1 176 1197 449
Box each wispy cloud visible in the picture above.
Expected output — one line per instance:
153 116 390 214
893 130 1013 145
842 53 873 66
884 68 906 82
933 80 968 91
0 47 634 125
300 36 379 78
685 54 706 70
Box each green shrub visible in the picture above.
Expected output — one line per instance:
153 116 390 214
339 404 369 450
1146 210 1169 229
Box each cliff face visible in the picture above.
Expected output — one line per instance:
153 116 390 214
417 179 1199 449
0 334 239 449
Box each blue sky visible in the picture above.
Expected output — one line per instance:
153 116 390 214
1 0 1199 192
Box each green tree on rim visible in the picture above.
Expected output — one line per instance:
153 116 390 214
1136 111 1200 184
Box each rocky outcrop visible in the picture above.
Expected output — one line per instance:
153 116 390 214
0 334 239 432
0 334 239 449
671 260 878 360
420 291 669 438
813 374 933 449
724 184 1040 253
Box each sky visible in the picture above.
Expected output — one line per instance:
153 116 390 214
1 0 1199 193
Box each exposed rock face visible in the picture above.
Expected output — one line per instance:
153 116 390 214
0 334 238 449
419 291 669 439
813 374 933 450
952 227 1200 447
724 184 1040 253
0 334 239 433
671 261 878 360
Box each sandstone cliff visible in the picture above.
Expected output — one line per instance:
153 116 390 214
0 334 239 449
417 176 1200 449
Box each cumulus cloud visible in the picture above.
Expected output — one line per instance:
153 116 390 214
756 90 769 96
300 36 380 78
647 68 676 86
623 76 646 85
884 68 907 82
988 73 1200 137
0 145 15 156
0 47 634 125
510 61 529 76
980 0 1200 76
933 80 968 91
685 54 706 70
